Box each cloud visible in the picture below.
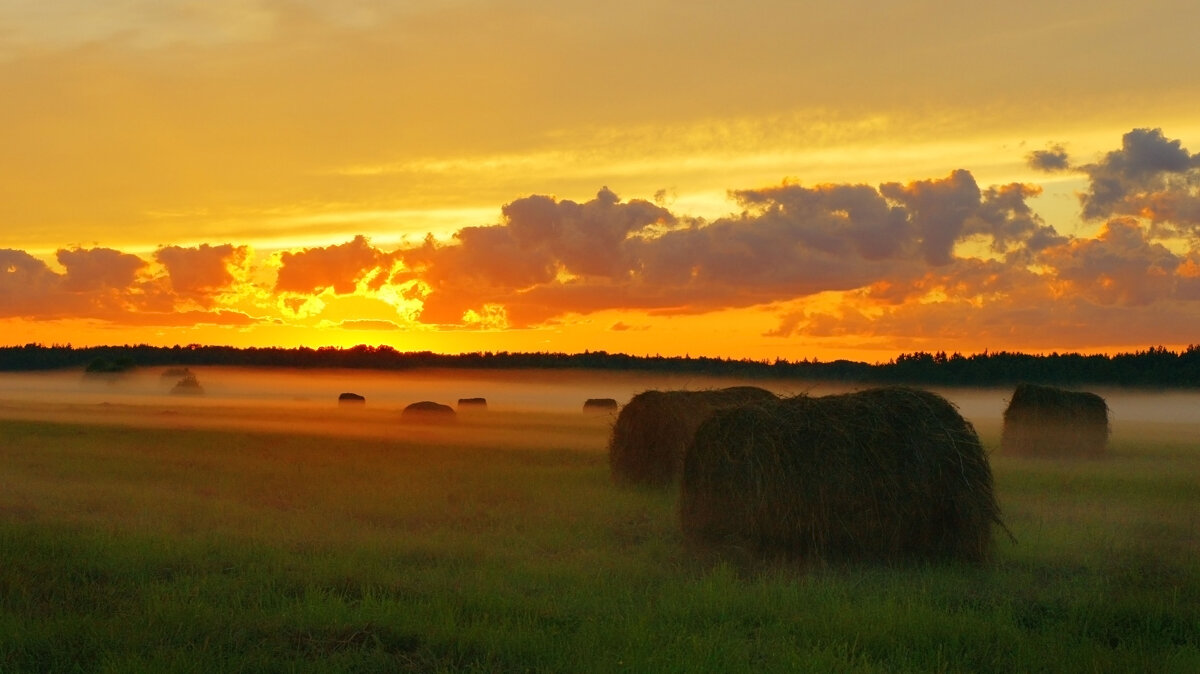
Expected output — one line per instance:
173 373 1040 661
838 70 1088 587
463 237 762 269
1079 128 1200 221
763 210 1200 347
0 247 157 319
1027 144 1071 172
0 245 258 326
402 172 1056 326
402 188 675 324
967 183 1066 258
6 126 1200 355
154 243 249 305
55 247 146 292
113 308 260 327
1039 217 1180 307
879 169 981 266
339 319 401 331
274 235 390 295
610 321 648 331
0 249 64 317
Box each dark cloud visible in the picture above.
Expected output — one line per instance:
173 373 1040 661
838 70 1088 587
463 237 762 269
403 188 675 324
880 169 981 266
729 182 912 261
968 183 1066 259
1079 128 1200 220
1027 144 1071 172
502 186 675 278
401 172 1062 326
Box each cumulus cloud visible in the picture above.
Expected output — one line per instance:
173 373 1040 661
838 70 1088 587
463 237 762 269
1039 217 1181 306
967 183 1066 258
401 173 1058 326
402 188 675 324
0 245 261 326
0 249 64 317
155 243 249 305
1079 128 1200 221
1027 143 1071 172
275 235 390 295
879 169 981 266
55 247 146 293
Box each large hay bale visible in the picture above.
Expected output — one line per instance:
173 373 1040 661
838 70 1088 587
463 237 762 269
1000 383 1109 457
680 387 1003 565
609 386 777 487
338 392 366 406
401 401 457 424
583 398 619 414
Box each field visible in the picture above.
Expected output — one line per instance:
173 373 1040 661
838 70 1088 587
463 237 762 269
1 369 1198 672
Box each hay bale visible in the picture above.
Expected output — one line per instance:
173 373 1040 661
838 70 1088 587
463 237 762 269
338 392 366 406
401 401 457 423
1000 383 1109 457
457 397 488 411
609 386 777 487
170 372 204 395
680 387 1003 565
583 398 619 414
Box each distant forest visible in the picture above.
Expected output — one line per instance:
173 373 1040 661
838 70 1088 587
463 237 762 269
2 343 1200 388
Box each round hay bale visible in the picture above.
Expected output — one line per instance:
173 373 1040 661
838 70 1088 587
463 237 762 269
1000 383 1109 457
582 398 619 414
680 387 1003 565
609 386 777 487
401 401 457 424
338 392 366 406
170 372 204 395
457 397 488 411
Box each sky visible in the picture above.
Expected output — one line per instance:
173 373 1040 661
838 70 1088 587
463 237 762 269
3 0 1200 363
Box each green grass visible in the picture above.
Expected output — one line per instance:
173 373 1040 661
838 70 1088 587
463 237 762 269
1 411 1198 672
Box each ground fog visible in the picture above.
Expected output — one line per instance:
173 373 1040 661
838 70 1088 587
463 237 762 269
1 367 1198 441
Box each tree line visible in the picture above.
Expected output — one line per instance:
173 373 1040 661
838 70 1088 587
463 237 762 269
1 343 1198 388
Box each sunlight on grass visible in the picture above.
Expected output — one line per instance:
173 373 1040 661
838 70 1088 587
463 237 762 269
1 406 1198 672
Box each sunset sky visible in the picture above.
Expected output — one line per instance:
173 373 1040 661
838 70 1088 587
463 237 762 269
3 0 1200 363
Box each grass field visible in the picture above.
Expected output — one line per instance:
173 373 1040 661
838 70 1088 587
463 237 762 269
1 398 1198 672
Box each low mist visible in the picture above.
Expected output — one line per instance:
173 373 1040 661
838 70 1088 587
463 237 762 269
2 366 1199 442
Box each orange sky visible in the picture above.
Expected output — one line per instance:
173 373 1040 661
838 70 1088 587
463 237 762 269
3 1 1200 363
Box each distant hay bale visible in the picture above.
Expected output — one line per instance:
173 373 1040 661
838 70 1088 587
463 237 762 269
582 398 619 414
338 392 366 406
457 397 488 411
680 387 1004 565
170 372 204 395
1000 383 1109 457
401 401 457 424
609 386 777 487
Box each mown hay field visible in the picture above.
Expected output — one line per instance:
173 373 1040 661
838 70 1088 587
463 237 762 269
1 397 1198 673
